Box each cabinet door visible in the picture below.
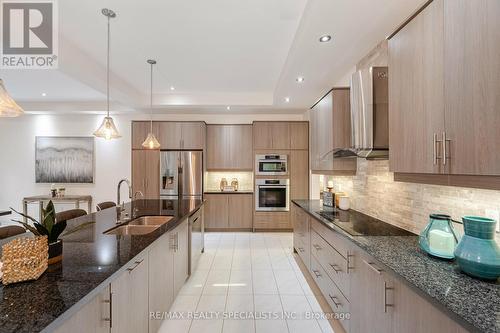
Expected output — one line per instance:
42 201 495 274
132 150 146 199
350 253 393 333
311 92 334 171
290 150 309 200
207 125 231 170
230 125 253 170
173 219 189 296
132 121 160 150
444 0 500 176
332 89 351 149
181 122 206 150
158 122 183 149
204 194 229 229
253 122 272 150
271 122 290 149
290 122 309 150
388 0 445 174
228 194 253 229
111 255 149 333
53 286 110 333
148 233 174 333
144 150 160 199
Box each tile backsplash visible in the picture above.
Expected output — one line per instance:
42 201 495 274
322 159 500 239
205 171 254 192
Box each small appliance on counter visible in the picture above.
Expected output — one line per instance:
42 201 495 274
454 216 500 280
419 214 461 260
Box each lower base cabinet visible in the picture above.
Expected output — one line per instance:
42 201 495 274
205 194 253 230
173 219 189 296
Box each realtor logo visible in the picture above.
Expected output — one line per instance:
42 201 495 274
1 0 58 69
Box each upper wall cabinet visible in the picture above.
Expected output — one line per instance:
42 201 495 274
389 0 500 176
132 121 205 150
310 88 356 174
132 121 161 150
253 122 308 150
207 125 253 170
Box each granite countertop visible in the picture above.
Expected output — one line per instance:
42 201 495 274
0 198 204 333
293 200 500 333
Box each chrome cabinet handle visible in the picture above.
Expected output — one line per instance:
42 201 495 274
346 253 354 274
433 133 438 165
442 132 451 166
329 263 341 273
383 281 394 313
312 270 321 278
328 294 341 308
103 292 113 328
362 259 382 275
127 259 144 273
175 233 179 252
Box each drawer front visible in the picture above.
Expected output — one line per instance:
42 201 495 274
296 237 310 270
254 212 291 229
311 230 350 300
310 256 350 332
311 217 350 259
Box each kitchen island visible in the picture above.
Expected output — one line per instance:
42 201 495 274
0 198 204 333
292 200 499 333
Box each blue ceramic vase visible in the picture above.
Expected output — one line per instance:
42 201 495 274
454 216 500 280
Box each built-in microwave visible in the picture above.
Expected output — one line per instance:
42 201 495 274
255 154 288 176
255 179 290 212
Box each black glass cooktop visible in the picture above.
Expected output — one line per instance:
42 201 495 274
315 210 415 237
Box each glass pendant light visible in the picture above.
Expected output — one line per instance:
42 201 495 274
94 8 121 140
0 79 24 117
142 59 161 149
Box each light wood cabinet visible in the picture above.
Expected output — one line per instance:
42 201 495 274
389 0 500 180
254 211 291 230
207 125 253 170
389 0 445 174
290 122 309 150
311 90 355 174
157 122 205 150
132 121 161 150
53 286 110 333
228 194 253 229
148 233 174 333
111 254 149 333
173 218 189 296
204 194 253 230
253 122 273 150
132 150 160 199
290 150 309 200
292 204 310 269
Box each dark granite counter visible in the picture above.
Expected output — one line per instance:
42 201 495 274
293 200 500 333
0 198 204 333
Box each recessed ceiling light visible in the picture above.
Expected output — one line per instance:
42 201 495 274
319 35 332 43
296 76 304 83
41 92 47 97
170 86 175 91
284 97 290 103
226 106 231 111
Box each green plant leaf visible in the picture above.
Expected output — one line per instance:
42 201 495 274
34 223 49 236
43 201 56 233
9 207 39 224
61 221 96 238
10 219 41 236
49 220 67 243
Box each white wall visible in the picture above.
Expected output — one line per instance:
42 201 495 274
0 112 306 225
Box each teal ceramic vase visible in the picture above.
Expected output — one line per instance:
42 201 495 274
419 214 460 259
454 216 500 280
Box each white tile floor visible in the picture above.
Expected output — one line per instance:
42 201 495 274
158 232 335 333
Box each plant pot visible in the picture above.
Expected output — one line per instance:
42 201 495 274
454 216 500 280
48 239 63 265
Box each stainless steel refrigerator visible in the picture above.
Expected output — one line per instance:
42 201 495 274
160 151 203 199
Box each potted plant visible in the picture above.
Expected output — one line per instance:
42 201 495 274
10 201 92 264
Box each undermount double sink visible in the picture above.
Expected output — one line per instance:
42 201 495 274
104 216 174 236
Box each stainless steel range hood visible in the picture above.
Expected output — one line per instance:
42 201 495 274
349 66 389 160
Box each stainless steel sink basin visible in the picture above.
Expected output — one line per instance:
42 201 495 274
129 216 173 226
105 224 160 236
104 216 174 235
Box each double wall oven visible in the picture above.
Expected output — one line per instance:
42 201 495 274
255 179 290 212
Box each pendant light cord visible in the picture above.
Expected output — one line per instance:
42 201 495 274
106 15 110 118
150 62 153 133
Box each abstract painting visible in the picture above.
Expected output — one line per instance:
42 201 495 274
35 137 94 183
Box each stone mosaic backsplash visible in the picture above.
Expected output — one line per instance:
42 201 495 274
322 159 500 240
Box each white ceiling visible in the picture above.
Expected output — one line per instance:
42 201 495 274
1 0 425 114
